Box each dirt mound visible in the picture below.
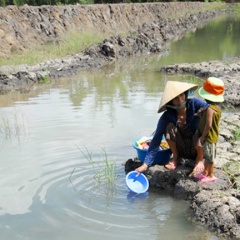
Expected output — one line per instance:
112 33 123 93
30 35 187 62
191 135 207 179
0 2 227 58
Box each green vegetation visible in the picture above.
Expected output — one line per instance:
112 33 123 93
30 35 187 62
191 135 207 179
232 126 240 142
0 0 93 7
0 0 230 11
71 145 118 185
0 0 232 7
222 160 240 189
0 109 29 141
39 74 51 84
222 125 240 189
68 145 119 201
0 29 107 66
232 3 240 12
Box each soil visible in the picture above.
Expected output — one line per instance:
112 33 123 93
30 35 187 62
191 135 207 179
0 2 228 58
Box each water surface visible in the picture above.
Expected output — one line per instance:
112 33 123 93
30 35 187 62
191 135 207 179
0 13 239 240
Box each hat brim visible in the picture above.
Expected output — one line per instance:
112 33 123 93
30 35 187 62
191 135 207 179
198 87 224 102
157 81 198 113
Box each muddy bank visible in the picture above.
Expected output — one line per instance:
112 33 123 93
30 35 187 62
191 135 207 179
0 2 228 57
125 112 240 239
0 3 231 93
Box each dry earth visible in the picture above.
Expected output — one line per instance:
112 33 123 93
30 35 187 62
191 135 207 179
0 2 228 58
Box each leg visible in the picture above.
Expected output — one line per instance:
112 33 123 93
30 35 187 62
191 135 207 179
202 162 208 176
164 123 179 170
207 163 214 178
164 139 178 170
193 145 204 172
204 142 215 178
199 142 217 183
199 163 216 183
190 136 204 177
195 145 203 165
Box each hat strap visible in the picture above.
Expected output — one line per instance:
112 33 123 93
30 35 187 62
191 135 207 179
166 101 186 110
203 78 224 95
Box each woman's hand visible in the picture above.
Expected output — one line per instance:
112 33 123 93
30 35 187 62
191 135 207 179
197 137 204 146
200 136 205 145
135 163 148 174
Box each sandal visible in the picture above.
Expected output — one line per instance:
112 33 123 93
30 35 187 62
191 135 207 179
199 176 217 183
194 173 206 180
164 161 176 170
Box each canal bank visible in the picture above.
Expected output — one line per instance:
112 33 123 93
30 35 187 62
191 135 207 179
0 2 231 93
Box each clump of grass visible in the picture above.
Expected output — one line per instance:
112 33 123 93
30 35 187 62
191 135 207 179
0 29 107 67
72 145 118 185
232 126 240 142
39 74 51 84
232 3 240 12
0 109 29 141
222 160 240 190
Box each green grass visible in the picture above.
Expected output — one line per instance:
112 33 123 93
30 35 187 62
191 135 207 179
0 109 29 141
222 160 240 189
168 2 228 20
71 145 118 185
0 29 107 67
232 126 240 142
39 74 51 84
232 3 240 12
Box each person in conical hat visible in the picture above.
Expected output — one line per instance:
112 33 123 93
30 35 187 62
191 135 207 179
136 80 209 173
157 81 199 113
192 77 224 183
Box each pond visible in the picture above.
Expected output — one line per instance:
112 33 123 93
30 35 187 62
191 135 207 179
0 13 240 240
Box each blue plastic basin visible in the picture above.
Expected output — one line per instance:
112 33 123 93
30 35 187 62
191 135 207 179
126 170 149 194
132 137 171 165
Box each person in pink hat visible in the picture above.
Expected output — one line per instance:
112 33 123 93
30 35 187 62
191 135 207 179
193 77 225 183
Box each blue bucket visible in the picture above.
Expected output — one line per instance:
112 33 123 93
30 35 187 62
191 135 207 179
132 137 171 165
126 170 149 194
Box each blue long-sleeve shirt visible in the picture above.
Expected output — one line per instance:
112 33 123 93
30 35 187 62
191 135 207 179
144 98 208 166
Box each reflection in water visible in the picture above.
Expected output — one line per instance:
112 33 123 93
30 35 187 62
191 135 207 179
0 13 239 240
165 13 240 64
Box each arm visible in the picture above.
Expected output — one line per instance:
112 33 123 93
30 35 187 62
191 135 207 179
187 98 209 134
200 107 215 144
136 112 173 173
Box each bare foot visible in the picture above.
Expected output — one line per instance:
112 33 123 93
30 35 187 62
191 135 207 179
164 160 177 170
193 161 204 172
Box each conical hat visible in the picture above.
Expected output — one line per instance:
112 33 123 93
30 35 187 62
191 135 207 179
157 81 198 113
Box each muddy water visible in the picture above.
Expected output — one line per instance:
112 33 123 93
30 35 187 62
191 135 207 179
0 13 239 240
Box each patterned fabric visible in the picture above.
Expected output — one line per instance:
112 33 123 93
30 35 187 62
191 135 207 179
193 130 217 164
203 141 216 164
165 122 197 160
